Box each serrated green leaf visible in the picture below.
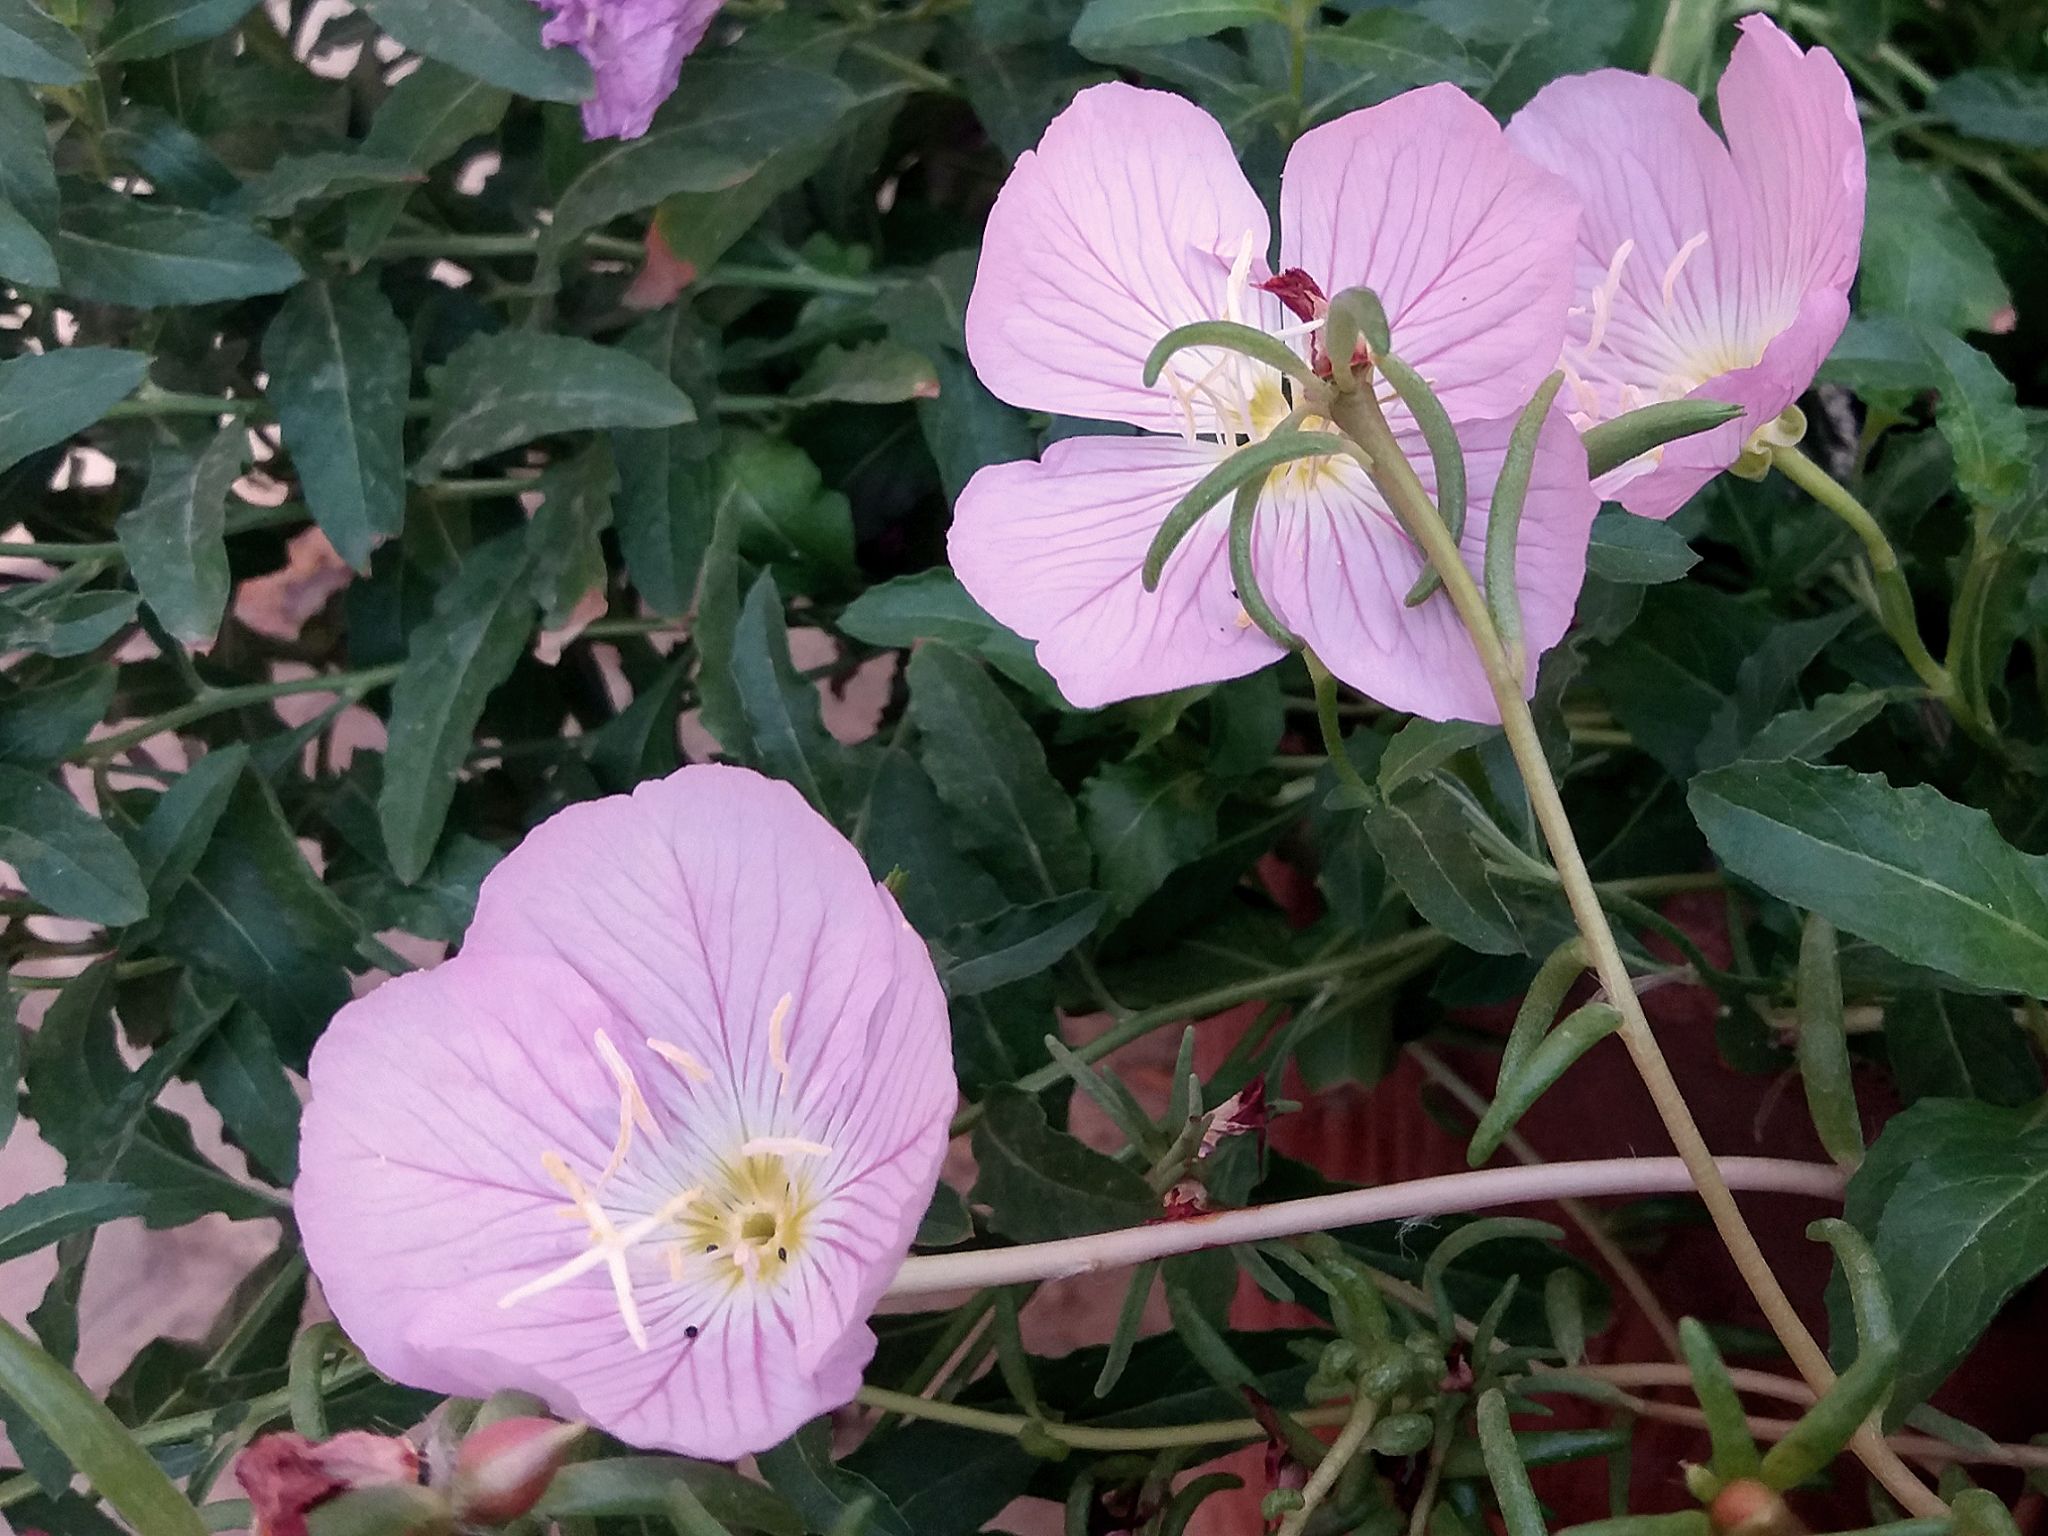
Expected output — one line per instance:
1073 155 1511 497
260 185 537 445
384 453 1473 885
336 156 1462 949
0 0 86 83
0 767 146 926
971 1087 1156 1242
378 534 537 883
1689 760 2048 995
1833 1100 2048 1424
906 644 1091 902
413 331 693 479
97 0 259 62
0 1318 207 1536
115 426 245 646
262 277 411 570
357 0 592 102
0 347 149 475
55 190 301 306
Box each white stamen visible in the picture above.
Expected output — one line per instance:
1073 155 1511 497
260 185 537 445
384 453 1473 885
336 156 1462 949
646 1037 713 1083
592 1029 654 1187
1160 364 1203 444
1661 232 1708 310
1223 228 1257 325
767 992 794 1095
741 1136 833 1159
1585 239 1635 355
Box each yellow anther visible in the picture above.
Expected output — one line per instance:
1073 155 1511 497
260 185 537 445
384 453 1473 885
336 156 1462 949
767 993 794 1095
1661 232 1708 310
646 1037 713 1083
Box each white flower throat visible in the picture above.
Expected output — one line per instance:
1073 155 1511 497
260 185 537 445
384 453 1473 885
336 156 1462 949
496 996 832 1351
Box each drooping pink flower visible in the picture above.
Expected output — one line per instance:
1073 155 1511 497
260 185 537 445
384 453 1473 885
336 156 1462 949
235 1431 421 1536
536 0 722 140
1507 15 1865 519
297 765 954 1461
950 83 1597 724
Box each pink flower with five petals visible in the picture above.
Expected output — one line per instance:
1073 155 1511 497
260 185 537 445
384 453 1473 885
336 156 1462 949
536 0 721 140
296 765 954 1461
949 82 1598 723
1506 15 1865 519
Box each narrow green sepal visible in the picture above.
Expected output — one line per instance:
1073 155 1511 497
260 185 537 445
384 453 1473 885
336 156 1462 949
1325 287 1392 375
1375 350 1468 608
1141 431 1345 590
1227 477 1301 649
1143 320 1315 389
1483 370 1565 672
1581 399 1745 479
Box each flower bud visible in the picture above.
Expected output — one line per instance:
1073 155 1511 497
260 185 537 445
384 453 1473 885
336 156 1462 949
236 1431 421 1536
448 1417 585 1526
1708 1478 1806 1536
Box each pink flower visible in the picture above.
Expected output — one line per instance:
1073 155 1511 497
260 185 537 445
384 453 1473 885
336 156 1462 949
1507 15 1865 519
235 1431 421 1536
536 0 722 140
950 83 1597 723
297 765 954 1461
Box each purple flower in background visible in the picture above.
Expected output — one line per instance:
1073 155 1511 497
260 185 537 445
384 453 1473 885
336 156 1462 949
297 765 955 1460
536 0 722 140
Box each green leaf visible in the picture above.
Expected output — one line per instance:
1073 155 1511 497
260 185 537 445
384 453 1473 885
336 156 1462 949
544 58 856 256
56 189 301 306
971 1086 1156 1242
0 587 139 659
1589 583 1775 780
97 0 259 62
611 309 719 617
854 749 1006 936
906 644 1091 902
1299 10 1481 120
1732 687 1888 767
0 767 147 926
0 198 56 287
1859 153 2011 336
1072 0 1282 51
789 340 940 406
0 659 114 766
915 1183 973 1248
713 433 856 596
1917 325 2029 510
710 571 840 816
1080 760 1216 919
155 765 361 1063
1932 68 2048 149
413 331 693 480
1689 760 2048 996
1585 508 1700 585
0 1185 148 1266
1883 991 2043 1108
526 442 615 628
1378 718 1496 796
942 892 1107 997
539 1457 801 1535
1834 1100 2048 1424
379 534 537 883
0 348 149 475
357 0 592 102
1365 776 1574 958
838 569 1058 706
757 1422 912 1536
0 1319 207 1536
194 1009 300 1184
344 63 511 263
115 426 244 646
0 0 86 83
262 277 411 571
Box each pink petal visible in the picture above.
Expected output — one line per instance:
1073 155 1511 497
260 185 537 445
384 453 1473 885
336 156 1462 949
963 83 1273 435
538 0 723 141
948 434 1287 709
1280 84 1580 424
301 766 954 1461
1721 15 1865 321
1253 409 1597 723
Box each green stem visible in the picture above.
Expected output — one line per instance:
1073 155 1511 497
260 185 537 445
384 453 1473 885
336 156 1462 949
6 504 308 566
74 665 403 763
1322 380 1945 1519
846 38 958 95
1304 649 1375 803
852 1385 1346 1452
948 928 1450 1136
361 231 645 261
1771 445 1961 717
1277 1396 1377 1536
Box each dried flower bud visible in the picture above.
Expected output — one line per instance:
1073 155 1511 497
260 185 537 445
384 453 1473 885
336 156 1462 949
1709 1478 1807 1536
236 1431 421 1536
449 1417 585 1525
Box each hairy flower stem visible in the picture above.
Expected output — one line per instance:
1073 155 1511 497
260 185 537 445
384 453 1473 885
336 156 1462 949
1278 1395 1378 1536
1321 382 1947 1518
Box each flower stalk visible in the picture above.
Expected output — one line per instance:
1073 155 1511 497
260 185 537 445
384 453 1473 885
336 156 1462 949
1317 355 1948 1518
